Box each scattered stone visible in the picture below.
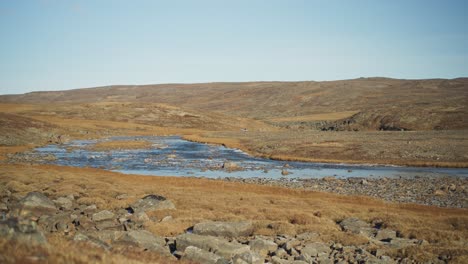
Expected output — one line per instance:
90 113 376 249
92 210 115 222
118 230 170 256
296 232 319 242
129 194 175 213
161 215 173 222
233 250 263 264
182 246 226 264
54 197 73 210
116 194 129 200
193 221 254 238
0 218 47 244
16 192 56 217
249 238 278 257
374 229 397 241
448 184 457 192
176 233 250 259
222 162 241 171
0 203 8 211
73 232 111 250
39 213 72 233
301 242 331 257
339 217 375 236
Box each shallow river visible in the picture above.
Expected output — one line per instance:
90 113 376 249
33 136 468 179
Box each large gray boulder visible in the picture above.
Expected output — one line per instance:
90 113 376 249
301 242 331 257
0 218 47 244
16 192 57 217
249 238 278 257
193 221 254 238
232 250 264 264
176 233 250 259
92 210 115 222
339 217 375 236
374 229 397 241
117 230 171 256
129 194 175 213
53 197 73 210
182 246 227 264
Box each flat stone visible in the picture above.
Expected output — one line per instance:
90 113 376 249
375 229 397 241
95 219 122 231
182 246 225 264
301 242 331 257
129 194 175 213
17 192 56 217
233 250 264 264
296 232 319 242
271 256 292 264
0 218 47 245
339 217 375 236
193 221 254 238
176 233 250 259
89 230 125 243
250 238 278 257
119 229 166 247
54 197 73 210
92 210 115 222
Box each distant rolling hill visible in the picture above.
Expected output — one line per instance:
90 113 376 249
1 77 467 131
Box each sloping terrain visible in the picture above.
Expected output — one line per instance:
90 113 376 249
1 78 467 131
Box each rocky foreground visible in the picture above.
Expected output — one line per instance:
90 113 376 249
223 176 468 208
0 189 453 264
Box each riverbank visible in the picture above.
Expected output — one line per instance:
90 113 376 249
183 130 468 168
0 164 467 263
223 176 468 208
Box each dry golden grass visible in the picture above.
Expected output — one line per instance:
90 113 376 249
268 111 360 122
0 236 191 264
0 164 467 262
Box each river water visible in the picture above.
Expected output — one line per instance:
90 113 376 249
33 136 468 179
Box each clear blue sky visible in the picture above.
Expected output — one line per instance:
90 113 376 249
0 0 467 94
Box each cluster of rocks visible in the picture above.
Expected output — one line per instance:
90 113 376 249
0 190 176 256
174 219 432 264
224 176 468 208
5 151 57 164
0 189 442 263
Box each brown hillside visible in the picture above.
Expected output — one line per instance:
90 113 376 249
1 78 467 131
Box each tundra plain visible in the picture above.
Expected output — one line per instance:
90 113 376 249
0 78 467 263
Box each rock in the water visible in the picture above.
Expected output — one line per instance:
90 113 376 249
222 162 241 171
281 169 289 176
233 250 264 264
16 192 56 217
176 233 250 259
193 221 254 238
249 238 278 257
182 246 226 264
129 194 175 213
